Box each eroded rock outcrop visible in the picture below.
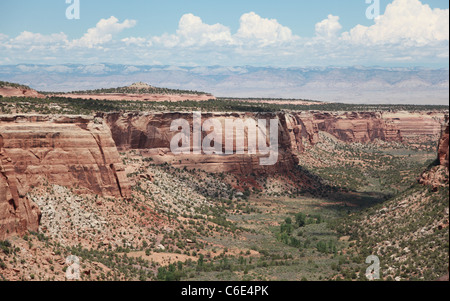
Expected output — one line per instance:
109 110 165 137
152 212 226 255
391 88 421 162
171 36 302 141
0 148 41 240
0 115 131 239
0 110 446 239
104 112 298 175
104 111 445 174
300 111 443 144
419 119 449 188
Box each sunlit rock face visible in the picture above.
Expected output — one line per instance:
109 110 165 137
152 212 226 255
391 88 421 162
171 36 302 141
0 115 131 239
0 110 445 239
105 111 445 173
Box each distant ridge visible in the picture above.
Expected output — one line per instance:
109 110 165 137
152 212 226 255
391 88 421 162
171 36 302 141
128 82 154 89
0 65 448 104
67 82 212 96
0 80 31 90
0 81 44 98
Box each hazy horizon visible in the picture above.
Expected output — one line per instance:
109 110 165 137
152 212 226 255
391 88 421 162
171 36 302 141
1 63 448 105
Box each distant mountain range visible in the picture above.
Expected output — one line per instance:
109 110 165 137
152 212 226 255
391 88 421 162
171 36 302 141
0 64 448 105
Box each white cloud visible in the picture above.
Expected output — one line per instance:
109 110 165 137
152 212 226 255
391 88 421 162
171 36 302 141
151 12 296 48
152 13 233 48
13 31 68 46
235 12 295 45
72 16 136 48
342 0 449 45
178 13 233 46
315 15 342 38
121 36 150 47
0 3 448 67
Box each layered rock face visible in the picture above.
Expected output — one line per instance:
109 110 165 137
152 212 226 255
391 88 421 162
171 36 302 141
292 112 444 144
105 111 445 148
0 115 131 239
105 112 297 175
0 110 446 239
0 148 41 240
104 111 446 173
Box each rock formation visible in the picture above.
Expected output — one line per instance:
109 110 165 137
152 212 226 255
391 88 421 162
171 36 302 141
104 112 298 175
419 118 449 188
1 147 41 240
0 115 131 239
0 110 446 239
104 111 445 173
299 111 443 144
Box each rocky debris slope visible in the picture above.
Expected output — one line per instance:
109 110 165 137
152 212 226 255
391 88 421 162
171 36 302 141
336 185 449 281
333 119 449 281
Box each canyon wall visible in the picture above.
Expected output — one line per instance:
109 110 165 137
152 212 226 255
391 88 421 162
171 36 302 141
419 119 449 188
291 111 444 144
0 148 41 240
105 111 446 167
0 115 131 239
0 110 446 239
104 112 298 175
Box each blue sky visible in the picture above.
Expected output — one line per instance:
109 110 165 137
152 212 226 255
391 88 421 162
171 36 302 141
0 0 448 67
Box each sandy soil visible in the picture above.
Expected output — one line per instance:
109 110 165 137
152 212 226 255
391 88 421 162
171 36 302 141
123 251 198 266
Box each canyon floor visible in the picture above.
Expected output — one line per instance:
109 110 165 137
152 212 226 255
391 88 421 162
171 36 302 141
0 84 448 281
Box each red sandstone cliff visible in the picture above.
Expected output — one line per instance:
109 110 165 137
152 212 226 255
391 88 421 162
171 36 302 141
0 115 131 239
298 111 443 144
104 111 445 170
0 111 446 239
419 119 449 188
0 148 41 240
104 112 298 175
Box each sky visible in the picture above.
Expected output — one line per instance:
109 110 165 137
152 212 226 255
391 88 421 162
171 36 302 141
0 0 448 67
